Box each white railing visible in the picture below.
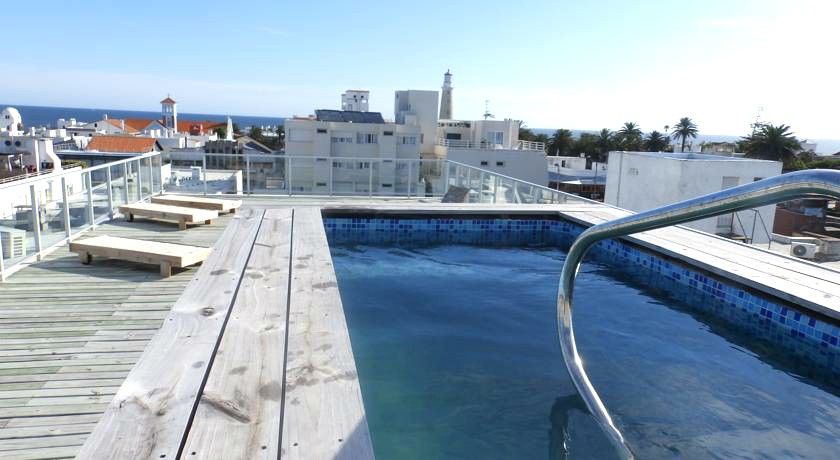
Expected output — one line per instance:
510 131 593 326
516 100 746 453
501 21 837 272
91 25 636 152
0 151 163 281
443 160 586 205
435 138 545 151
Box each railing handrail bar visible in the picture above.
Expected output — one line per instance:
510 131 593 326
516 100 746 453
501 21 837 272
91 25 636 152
556 169 840 459
0 151 161 191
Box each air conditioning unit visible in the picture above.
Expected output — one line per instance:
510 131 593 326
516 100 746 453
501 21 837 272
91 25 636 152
0 226 27 259
790 242 818 259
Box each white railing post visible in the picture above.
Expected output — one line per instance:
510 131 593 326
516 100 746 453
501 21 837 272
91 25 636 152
443 161 450 191
479 171 486 203
407 160 413 197
61 177 71 237
287 157 292 196
106 167 114 218
86 173 95 228
135 160 143 201
29 185 42 260
202 155 208 196
328 158 334 196
146 158 154 195
0 230 5 282
246 154 251 195
493 176 499 203
368 163 373 198
122 163 129 204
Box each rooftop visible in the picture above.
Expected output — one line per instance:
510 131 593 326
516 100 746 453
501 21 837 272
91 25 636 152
85 136 159 153
314 110 385 124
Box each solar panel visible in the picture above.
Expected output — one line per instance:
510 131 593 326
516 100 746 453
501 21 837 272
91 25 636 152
315 110 385 124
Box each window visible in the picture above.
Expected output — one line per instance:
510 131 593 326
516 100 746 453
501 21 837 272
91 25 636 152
356 133 378 144
480 160 488 166
400 136 416 145
496 161 505 167
487 131 504 144
561 160 566 167
317 128 327 134
331 136 353 143
382 183 393 188
315 158 328 162
358 161 370 169
383 131 393 136
316 182 327 186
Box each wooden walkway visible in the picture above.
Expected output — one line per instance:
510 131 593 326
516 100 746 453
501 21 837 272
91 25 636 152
0 214 232 459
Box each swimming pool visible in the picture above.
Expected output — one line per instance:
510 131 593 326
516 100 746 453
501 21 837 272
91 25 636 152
327 218 840 458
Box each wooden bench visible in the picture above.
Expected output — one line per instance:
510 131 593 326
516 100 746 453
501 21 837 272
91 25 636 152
69 235 212 277
118 203 218 230
151 194 242 214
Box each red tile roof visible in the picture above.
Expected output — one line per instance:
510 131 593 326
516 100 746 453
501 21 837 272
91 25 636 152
103 119 139 134
85 136 159 153
177 120 225 135
160 97 176 104
123 118 156 131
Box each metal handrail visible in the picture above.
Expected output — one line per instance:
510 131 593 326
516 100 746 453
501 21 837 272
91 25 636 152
556 169 840 459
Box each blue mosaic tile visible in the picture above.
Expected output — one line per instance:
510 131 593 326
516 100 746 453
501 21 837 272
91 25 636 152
323 216 840 375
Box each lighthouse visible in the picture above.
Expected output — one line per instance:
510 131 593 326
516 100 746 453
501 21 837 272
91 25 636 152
439 70 453 120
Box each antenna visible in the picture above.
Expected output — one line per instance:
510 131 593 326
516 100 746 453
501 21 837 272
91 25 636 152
751 106 764 135
483 100 495 120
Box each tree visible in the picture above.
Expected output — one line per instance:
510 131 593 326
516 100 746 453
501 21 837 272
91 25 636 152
571 133 599 160
213 127 226 139
248 125 263 141
644 131 669 152
671 117 698 152
232 123 242 135
594 128 613 162
518 121 537 142
617 122 643 151
548 129 574 156
742 124 801 168
275 124 285 150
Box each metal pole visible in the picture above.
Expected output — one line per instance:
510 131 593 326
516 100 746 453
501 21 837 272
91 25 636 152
407 160 413 198
246 154 251 195
287 157 292 196
122 162 129 204
493 175 499 204
61 177 71 238
0 230 5 282
443 161 450 192
329 158 334 196
479 171 486 203
368 163 373 198
106 167 114 218
557 169 840 460
146 158 154 195
86 173 95 228
202 155 208 196
29 185 42 260
135 160 143 201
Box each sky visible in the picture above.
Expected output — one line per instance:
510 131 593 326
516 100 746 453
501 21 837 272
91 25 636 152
3 0 839 140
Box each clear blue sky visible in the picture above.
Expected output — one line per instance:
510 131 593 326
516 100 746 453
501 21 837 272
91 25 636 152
4 0 838 139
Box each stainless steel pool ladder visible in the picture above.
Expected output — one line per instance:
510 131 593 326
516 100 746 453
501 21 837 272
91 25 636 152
557 169 840 459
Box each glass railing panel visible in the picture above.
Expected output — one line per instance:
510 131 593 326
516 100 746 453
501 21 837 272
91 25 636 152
109 164 128 210
38 178 68 249
249 154 285 194
418 159 445 197
67 172 92 234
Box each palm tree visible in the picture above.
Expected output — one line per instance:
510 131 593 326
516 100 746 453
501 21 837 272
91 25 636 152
548 129 574 156
742 124 801 167
595 128 613 162
671 117 698 152
644 131 669 152
617 122 643 151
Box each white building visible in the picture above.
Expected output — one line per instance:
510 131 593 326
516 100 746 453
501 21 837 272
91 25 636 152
604 151 783 244
284 110 423 194
341 90 370 112
394 89 439 156
433 118 547 186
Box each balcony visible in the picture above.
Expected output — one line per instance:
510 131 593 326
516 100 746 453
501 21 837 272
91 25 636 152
435 138 545 151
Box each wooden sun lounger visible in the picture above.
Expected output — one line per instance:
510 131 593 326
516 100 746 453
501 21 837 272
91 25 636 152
118 203 219 230
151 194 242 214
69 235 212 277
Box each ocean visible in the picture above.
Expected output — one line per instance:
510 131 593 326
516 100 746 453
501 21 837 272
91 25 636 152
2 104 284 130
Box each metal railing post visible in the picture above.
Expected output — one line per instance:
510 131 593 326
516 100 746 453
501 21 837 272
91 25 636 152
246 154 251 195
135 160 143 201
287 157 292 196
202 155 208 196
0 230 5 282
29 185 42 260
61 177 71 238
493 176 499 203
557 169 840 460
407 160 413 197
329 158 334 196
479 171 486 203
368 163 373 198
146 158 154 194
122 163 129 204
86 173 95 228
106 167 114 218
443 161 450 191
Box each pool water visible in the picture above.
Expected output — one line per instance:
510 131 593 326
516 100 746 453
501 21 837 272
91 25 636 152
330 244 840 459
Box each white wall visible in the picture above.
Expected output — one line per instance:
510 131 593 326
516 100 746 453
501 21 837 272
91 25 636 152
605 151 783 243
394 90 439 155
445 148 547 186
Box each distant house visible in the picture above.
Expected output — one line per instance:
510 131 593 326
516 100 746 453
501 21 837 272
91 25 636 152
85 136 162 154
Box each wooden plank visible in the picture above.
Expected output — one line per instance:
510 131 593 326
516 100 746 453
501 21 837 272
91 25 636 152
152 195 242 213
76 207 264 460
281 207 374 459
182 208 292 458
69 235 212 269
118 203 218 228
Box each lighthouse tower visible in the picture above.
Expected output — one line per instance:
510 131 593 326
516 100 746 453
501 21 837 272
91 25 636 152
161 95 178 134
439 70 453 120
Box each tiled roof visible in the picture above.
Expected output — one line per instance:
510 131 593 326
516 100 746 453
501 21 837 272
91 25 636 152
177 120 225 135
104 119 139 134
160 97 176 104
85 136 158 153
123 118 156 131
